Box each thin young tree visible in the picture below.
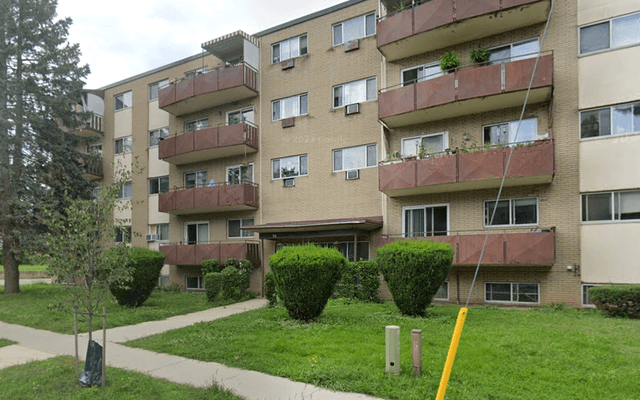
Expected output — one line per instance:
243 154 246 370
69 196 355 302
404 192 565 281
0 0 92 293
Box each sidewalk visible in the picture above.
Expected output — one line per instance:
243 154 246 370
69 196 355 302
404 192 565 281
0 299 384 400
0 278 52 286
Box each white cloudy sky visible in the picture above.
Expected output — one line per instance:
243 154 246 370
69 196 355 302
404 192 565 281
56 0 350 89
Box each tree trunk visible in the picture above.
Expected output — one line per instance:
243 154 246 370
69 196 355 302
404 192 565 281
3 238 20 293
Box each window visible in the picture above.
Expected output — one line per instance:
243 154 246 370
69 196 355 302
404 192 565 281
86 144 102 156
118 181 132 199
185 67 207 79
114 136 132 154
186 276 204 290
155 223 169 241
488 38 540 65
185 222 208 245
227 108 254 125
228 219 255 238
149 176 169 195
582 190 640 222
115 225 131 243
149 127 169 147
483 118 539 145
401 62 443 87
272 34 308 63
582 284 597 307
403 205 448 237
402 132 448 157
332 12 376 46
184 118 209 132
580 12 640 54
580 102 640 139
184 171 207 189
272 155 308 179
227 164 253 184
333 78 376 108
314 242 370 262
333 144 376 172
434 282 449 301
486 282 539 303
114 91 132 111
272 94 308 121
485 198 538 226
149 79 169 101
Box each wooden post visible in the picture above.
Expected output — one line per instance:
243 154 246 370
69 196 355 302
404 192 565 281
102 307 106 387
74 308 79 377
412 329 422 375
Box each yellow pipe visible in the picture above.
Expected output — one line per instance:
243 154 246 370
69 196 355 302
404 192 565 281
435 307 468 400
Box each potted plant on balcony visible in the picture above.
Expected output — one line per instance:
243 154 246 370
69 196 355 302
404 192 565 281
439 51 460 73
418 143 427 159
469 47 491 65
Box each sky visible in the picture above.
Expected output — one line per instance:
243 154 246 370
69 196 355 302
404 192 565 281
56 0 350 89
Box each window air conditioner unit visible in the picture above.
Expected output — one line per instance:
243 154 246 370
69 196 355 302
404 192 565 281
345 103 360 115
345 170 359 180
281 59 294 70
282 178 295 187
344 39 359 52
146 234 157 242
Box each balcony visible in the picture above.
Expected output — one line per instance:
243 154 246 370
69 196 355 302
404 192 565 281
160 241 260 266
378 228 556 266
158 182 259 215
377 0 551 61
379 139 554 197
159 62 258 116
159 122 258 165
379 53 553 128
78 155 103 181
59 113 104 137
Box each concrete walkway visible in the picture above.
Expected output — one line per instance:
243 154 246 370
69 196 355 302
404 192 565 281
0 298 384 400
0 278 52 286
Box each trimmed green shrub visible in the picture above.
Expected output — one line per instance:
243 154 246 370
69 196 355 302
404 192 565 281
589 285 640 318
225 258 253 274
110 247 165 307
201 259 223 275
334 260 381 302
221 266 250 301
439 51 460 71
269 244 345 320
377 241 453 316
265 271 277 307
205 272 223 302
470 47 491 64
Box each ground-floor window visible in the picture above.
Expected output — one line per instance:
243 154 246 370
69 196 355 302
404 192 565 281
433 281 449 301
186 276 204 290
582 284 597 307
277 241 369 262
485 282 539 303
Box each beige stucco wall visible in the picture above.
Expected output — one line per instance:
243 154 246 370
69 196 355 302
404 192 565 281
581 223 640 283
577 0 640 25
148 195 170 225
148 147 169 177
148 100 169 131
580 134 640 192
114 108 132 137
579 47 640 109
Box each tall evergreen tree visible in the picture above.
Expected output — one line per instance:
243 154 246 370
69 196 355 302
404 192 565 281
0 0 92 293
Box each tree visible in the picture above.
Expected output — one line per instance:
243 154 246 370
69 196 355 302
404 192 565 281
0 0 91 293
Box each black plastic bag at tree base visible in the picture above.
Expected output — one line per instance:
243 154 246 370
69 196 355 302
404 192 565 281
79 340 103 387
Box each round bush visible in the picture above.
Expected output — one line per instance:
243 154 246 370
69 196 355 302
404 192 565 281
269 244 345 320
201 259 223 275
110 247 165 307
221 266 250 300
377 241 453 316
225 258 253 274
265 271 277 307
205 272 223 302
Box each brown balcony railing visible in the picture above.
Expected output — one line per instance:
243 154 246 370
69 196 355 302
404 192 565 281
377 0 551 61
159 62 258 116
378 227 556 265
78 155 103 180
59 112 104 137
379 53 553 128
158 181 259 215
160 241 260 266
158 122 258 165
379 139 554 196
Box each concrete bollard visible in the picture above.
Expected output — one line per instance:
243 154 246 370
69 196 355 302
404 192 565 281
412 329 422 375
385 325 400 375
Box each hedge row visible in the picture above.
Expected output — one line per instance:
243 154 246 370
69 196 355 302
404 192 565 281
589 285 640 318
334 260 380 302
203 258 254 302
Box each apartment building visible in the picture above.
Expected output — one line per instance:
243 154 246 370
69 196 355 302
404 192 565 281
68 0 640 307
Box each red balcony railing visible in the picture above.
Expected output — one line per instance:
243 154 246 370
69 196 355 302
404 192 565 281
378 228 556 265
158 182 259 215
78 155 103 180
379 139 554 197
377 0 551 61
159 62 258 116
379 53 553 128
160 241 260 266
59 112 104 137
159 122 258 165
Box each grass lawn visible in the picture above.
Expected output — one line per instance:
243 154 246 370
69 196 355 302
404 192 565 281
0 338 16 348
125 299 640 400
0 264 48 272
0 284 253 334
0 356 241 400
